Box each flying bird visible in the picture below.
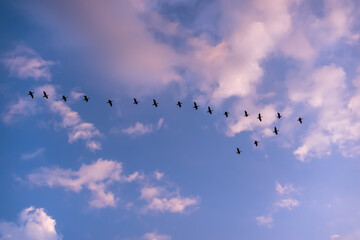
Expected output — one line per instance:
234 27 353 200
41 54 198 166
28 91 34 99
257 113 262 122
133 98 139 105
83 96 89 102
177 101 182 108
254 140 259 147
273 126 279 135
43 91 48 99
62 95 67 102
224 111 229 118
152 99 158 107
277 112 282 119
193 102 199 110
236 148 241 155
207 106 213 115
107 99 113 107
244 111 249 117
298 117 303 124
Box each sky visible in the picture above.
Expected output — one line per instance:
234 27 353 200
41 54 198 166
1 0 360 239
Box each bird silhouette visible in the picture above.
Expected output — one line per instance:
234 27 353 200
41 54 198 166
298 117 303 124
277 112 282 119
224 111 229 118
83 96 89 102
257 113 262 122
193 102 199 110
207 106 213 115
43 91 48 99
133 98 139 105
273 126 279 135
236 148 241 154
254 140 259 147
152 99 158 107
177 101 182 108
28 91 34 99
62 95 67 102
107 99 113 107
244 111 249 117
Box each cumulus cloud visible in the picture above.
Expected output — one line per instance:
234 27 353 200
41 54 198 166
142 232 171 240
275 182 297 195
255 216 273 228
154 171 164 180
28 158 140 208
1 45 54 81
275 198 300 210
0 206 61 240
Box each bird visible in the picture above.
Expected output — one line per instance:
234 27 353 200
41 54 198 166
193 102 199 110
273 126 279 135
107 99 113 107
62 95 67 102
43 91 48 99
254 140 259 147
207 106 213 115
177 101 182 108
277 112 282 119
83 96 89 102
28 91 34 99
152 99 158 107
224 111 229 118
236 148 241 154
133 98 139 105
297 117 303 124
257 113 262 122
244 111 249 117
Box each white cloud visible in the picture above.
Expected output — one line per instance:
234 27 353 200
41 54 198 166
28 158 140 208
142 232 171 240
21 148 45 160
140 186 198 213
36 84 102 151
275 198 300 210
122 118 164 136
154 171 164 180
70 91 85 100
3 97 38 124
275 182 297 195
330 231 360 240
255 216 273 228
0 206 61 240
1 45 54 81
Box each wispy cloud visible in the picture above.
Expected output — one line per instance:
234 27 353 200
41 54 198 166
255 216 273 228
142 231 171 240
2 45 54 81
3 97 38 124
0 206 61 240
28 158 140 208
121 118 164 136
21 148 45 160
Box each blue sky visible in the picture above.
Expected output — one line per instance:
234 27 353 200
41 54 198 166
1 0 360 239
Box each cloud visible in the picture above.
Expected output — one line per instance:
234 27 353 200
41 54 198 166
330 231 360 240
1 45 54 81
21 148 45 160
255 216 273 228
275 198 300 210
275 182 297 195
0 206 61 240
3 97 38 124
154 171 164 180
28 158 140 208
140 186 198 213
122 118 164 136
142 232 171 240
36 85 102 151
289 64 360 161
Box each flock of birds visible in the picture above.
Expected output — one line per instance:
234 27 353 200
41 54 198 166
28 90 304 155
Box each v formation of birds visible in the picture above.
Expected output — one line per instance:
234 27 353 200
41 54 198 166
28 90 304 155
